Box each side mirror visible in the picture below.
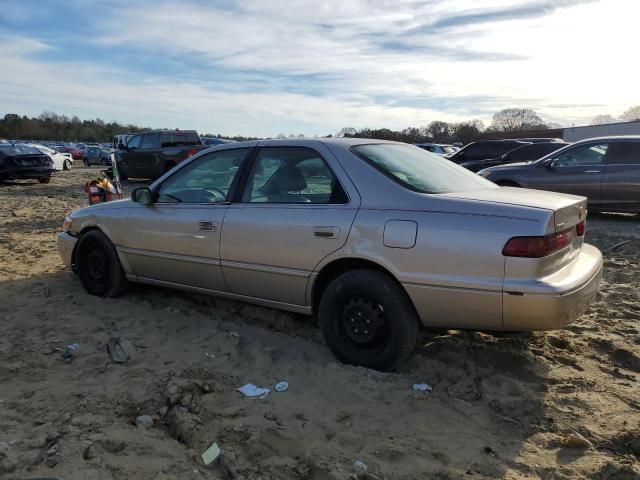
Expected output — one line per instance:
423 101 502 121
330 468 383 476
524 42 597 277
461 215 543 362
132 187 154 205
544 158 555 169
501 153 508 161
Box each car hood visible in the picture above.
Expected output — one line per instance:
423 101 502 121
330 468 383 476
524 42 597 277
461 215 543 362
439 186 584 212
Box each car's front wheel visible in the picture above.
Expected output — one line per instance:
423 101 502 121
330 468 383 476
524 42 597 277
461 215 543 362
83 159 89 167
75 230 127 297
38 176 51 184
319 269 419 371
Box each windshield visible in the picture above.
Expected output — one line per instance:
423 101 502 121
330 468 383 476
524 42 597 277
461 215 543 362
352 144 497 194
0 144 43 155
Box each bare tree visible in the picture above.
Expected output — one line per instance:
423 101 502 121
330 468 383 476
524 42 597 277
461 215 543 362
489 108 547 132
621 106 640 121
590 114 616 125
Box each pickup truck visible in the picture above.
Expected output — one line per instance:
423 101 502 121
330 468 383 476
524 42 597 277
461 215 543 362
116 130 204 180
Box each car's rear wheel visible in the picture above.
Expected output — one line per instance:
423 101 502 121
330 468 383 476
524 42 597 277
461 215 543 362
38 176 51 184
101 158 108 166
63 159 71 170
76 230 127 297
84 159 89 167
319 269 419 371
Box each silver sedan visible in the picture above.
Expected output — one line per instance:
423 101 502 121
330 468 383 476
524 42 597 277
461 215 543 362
58 139 603 370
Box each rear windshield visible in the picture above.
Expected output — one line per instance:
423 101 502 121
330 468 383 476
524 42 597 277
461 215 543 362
352 144 496 194
161 131 202 147
0 144 42 155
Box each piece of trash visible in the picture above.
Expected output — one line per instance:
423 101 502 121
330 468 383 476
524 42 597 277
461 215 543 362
135 415 154 429
353 459 368 478
107 337 130 363
607 240 631 253
237 383 270 399
59 343 80 361
561 431 592 449
412 383 432 392
201 442 221 465
274 381 288 392
204 352 217 359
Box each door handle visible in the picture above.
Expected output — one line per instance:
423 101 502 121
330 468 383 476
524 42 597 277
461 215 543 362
314 226 339 239
584 170 601 173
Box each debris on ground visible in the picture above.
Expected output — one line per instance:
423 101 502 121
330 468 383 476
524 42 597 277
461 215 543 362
201 442 221 465
274 381 289 392
561 432 592 449
412 383 433 392
135 415 154 429
237 383 270 399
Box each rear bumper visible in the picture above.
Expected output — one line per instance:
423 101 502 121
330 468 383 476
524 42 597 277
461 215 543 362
503 243 603 330
57 232 78 271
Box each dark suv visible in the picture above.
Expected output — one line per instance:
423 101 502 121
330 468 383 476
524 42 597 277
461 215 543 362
460 141 568 172
116 130 204 180
446 140 529 164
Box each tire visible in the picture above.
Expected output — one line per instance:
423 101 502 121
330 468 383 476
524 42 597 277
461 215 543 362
496 180 520 187
84 159 89 167
319 269 419 371
75 230 128 297
38 176 51 184
101 158 108 166
63 159 71 170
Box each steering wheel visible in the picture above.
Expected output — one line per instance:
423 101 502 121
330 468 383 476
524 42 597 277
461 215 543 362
201 187 227 203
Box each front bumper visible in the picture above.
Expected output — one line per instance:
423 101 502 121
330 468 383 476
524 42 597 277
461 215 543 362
503 243 603 330
0 165 55 180
57 232 78 271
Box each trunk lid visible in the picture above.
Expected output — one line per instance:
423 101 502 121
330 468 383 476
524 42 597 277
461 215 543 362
440 187 587 233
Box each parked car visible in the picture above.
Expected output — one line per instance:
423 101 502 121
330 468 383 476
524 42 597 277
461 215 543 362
461 142 569 172
58 139 602 370
63 146 85 160
116 129 204 180
84 147 113 166
414 143 456 156
112 134 131 149
201 137 236 147
447 140 529 164
478 136 640 213
0 143 55 183
508 137 564 144
28 143 73 171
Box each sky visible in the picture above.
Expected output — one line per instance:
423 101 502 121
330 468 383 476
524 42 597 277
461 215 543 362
0 0 638 137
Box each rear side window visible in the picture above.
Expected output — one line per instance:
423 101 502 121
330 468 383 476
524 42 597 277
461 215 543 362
141 133 159 149
606 142 640 165
127 135 142 150
161 131 201 147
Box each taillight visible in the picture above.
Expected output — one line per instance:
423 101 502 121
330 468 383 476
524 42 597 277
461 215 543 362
186 149 197 157
576 220 586 236
503 229 573 258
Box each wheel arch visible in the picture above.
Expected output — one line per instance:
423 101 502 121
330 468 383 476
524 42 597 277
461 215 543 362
310 257 417 316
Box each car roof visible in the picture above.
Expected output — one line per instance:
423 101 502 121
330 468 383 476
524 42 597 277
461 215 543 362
573 135 640 143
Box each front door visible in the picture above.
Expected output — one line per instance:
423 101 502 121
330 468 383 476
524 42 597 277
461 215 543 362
600 140 640 212
119 134 142 177
220 145 360 306
122 147 252 291
528 142 609 206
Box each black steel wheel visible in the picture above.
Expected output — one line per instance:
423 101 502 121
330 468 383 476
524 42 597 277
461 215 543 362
319 269 419 371
75 230 127 297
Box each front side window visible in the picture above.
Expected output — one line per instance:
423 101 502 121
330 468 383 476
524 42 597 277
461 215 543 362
552 143 608 167
352 143 495 194
243 147 347 204
157 148 250 203
127 135 142 150
606 142 640 165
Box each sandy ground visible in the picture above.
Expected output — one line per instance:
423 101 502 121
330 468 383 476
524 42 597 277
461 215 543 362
1 167 639 480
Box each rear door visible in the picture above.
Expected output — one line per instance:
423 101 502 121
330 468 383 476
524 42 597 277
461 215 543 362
220 144 360 306
528 142 609 205
600 140 640 212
